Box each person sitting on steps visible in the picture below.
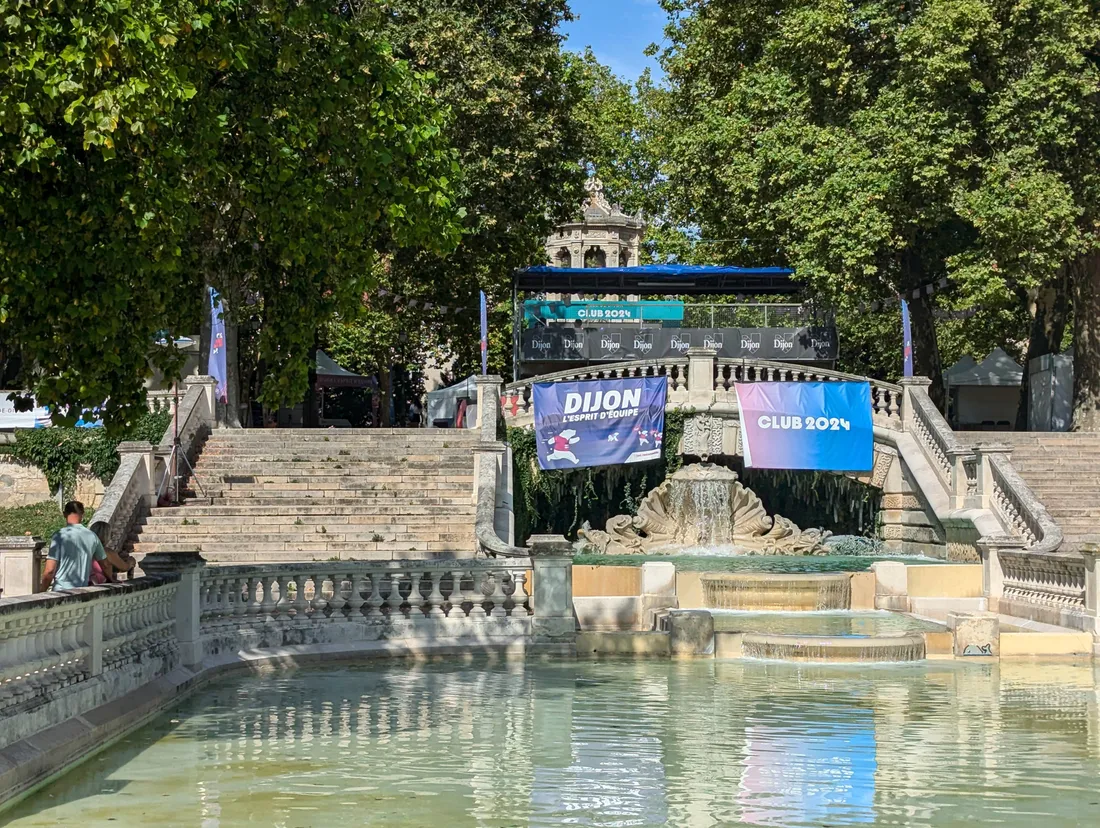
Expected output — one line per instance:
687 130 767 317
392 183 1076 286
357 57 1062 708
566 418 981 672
40 500 113 591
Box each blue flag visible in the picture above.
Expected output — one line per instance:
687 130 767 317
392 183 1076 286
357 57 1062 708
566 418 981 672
532 377 667 471
900 299 913 377
208 287 228 402
479 290 489 376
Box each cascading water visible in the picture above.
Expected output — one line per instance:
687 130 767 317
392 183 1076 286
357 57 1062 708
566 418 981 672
701 573 852 611
579 462 831 556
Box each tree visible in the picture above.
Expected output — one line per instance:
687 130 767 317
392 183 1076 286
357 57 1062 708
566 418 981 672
0 0 207 424
377 0 588 378
654 1 1100 417
0 1 462 425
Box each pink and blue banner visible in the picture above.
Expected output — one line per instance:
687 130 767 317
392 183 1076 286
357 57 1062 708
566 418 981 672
735 382 873 472
532 377 666 471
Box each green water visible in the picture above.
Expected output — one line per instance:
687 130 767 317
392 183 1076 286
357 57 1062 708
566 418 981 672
573 553 944 572
7 660 1100 827
712 610 946 637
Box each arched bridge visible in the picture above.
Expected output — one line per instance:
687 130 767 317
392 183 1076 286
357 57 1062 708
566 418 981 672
497 352 1061 571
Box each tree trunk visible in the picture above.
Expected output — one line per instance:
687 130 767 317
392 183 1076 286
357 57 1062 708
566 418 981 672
303 344 319 428
907 290 945 410
224 311 242 428
1072 251 1100 431
1016 272 1070 431
379 368 393 427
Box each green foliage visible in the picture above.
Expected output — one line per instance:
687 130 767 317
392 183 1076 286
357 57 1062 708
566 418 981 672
654 0 1100 402
8 410 170 497
1 0 462 421
736 467 881 538
0 501 95 541
509 410 686 542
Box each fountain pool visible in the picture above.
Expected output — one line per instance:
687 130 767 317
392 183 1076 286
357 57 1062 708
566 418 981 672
6 660 1100 827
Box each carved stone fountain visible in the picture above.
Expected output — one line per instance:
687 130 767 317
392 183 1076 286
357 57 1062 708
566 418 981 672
579 463 831 556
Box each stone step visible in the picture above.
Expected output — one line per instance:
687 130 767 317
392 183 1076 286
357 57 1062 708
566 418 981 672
176 494 472 506
150 503 473 518
190 470 473 483
212 484 470 496
131 540 466 555
133 529 472 544
194 458 473 468
156 549 461 563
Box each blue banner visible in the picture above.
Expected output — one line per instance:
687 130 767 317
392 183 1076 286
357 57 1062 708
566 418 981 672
735 382 873 472
532 377 667 470
208 287 228 403
479 290 488 376
901 299 913 377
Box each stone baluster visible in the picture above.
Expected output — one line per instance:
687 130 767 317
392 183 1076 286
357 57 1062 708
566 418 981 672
449 568 467 617
261 576 278 619
238 576 255 618
291 573 309 618
274 575 290 620
512 570 530 616
366 572 384 618
313 575 329 616
385 571 405 618
467 569 488 619
328 573 346 618
427 571 446 618
489 569 509 618
347 572 366 618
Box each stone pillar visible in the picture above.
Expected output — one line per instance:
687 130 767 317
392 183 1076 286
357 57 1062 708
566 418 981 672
669 610 714 657
183 374 218 427
475 375 504 443
143 551 206 669
1081 545 1099 633
0 536 45 597
977 534 1025 607
949 611 1000 657
686 348 717 407
116 440 157 509
529 534 575 645
898 376 932 431
974 443 1012 510
946 448 979 509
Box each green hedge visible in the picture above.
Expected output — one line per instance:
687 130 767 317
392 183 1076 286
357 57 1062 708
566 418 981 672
0 501 96 541
2 408 171 498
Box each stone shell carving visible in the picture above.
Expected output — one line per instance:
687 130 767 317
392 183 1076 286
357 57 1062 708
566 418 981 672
579 463 830 556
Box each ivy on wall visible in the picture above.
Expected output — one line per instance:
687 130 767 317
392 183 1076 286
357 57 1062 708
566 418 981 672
509 409 686 542
2 409 171 498
508 409 881 543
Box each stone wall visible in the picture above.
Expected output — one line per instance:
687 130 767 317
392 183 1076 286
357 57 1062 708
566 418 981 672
0 458 104 509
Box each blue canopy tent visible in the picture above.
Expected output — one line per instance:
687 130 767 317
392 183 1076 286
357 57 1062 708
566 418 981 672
511 264 803 381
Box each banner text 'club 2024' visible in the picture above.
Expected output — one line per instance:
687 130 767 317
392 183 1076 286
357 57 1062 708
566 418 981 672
532 377 667 471
735 382 874 472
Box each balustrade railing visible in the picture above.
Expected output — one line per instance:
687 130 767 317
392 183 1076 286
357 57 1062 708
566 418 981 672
999 549 1086 614
905 384 958 490
0 579 179 725
198 560 533 627
89 377 216 559
502 355 899 427
987 454 1062 554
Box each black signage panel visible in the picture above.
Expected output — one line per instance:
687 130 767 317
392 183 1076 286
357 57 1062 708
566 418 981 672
520 326 838 363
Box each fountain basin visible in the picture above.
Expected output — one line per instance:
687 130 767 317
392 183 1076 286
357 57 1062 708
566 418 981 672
740 632 926 662
701 571 851 611
711 610 945 637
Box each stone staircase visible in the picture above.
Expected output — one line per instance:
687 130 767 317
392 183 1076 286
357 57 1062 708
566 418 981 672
129 429 480 562
987 432 1100 551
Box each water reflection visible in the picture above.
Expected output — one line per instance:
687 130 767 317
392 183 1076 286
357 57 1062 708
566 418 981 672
4 660 1099 827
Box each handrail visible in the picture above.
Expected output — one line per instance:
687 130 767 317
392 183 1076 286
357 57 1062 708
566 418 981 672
906 385 962 489
987 453 1063 554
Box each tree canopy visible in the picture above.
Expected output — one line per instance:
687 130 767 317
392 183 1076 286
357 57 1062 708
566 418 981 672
654 0 1100 418
0 0 461 424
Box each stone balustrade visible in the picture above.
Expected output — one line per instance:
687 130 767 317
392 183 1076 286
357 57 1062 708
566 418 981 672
501 352 902 428
991 545 1093 632
0 578 180 745
87 376 217 562
0 535 575 788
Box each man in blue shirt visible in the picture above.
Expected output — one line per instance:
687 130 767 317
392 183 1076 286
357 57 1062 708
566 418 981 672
40 501 112 591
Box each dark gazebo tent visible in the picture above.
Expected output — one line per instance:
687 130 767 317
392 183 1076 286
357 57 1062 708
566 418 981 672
315 351 374 389
511 264 803 380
